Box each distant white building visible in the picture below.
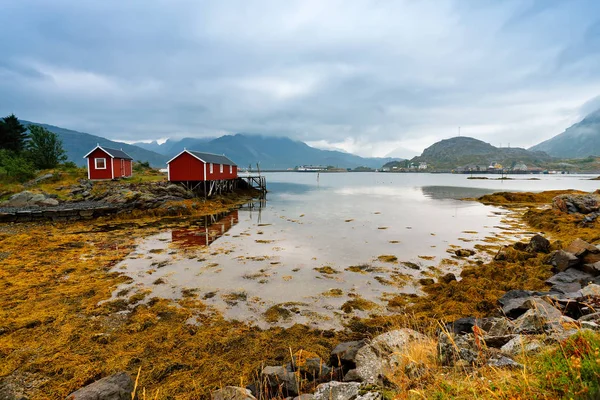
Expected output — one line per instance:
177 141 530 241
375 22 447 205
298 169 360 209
418 162 428 170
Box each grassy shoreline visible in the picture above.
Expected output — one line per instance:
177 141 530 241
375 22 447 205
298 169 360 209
1 179 599 398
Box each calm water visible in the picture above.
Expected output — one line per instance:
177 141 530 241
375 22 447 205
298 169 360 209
110 173 599 329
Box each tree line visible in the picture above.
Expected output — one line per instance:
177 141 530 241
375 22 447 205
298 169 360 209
0 114 69 182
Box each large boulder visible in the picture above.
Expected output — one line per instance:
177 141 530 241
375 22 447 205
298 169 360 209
343 329 426 384
211 386 256 400
513 298 563 334
66 372 133 400
3 191 35 207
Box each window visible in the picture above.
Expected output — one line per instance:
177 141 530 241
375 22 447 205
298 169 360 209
220 164 223 173
95 158 106 169
210 163 213 174
230 165 233 174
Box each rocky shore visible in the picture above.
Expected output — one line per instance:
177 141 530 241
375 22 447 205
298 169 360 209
0 180 208 222
59 191 600 400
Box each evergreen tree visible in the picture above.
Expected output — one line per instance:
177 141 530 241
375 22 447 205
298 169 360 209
26 125 67 169
0 114 28 152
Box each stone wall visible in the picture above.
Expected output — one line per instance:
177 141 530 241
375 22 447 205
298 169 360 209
0 204 127 223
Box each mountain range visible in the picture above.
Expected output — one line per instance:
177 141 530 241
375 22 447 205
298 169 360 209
22 121 399 169
21 121 168 167
529 109 600 158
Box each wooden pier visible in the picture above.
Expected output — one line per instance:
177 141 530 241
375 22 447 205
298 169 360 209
176 174 267 198
239 175 267 194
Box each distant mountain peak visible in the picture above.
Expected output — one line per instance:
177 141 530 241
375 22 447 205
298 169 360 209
529 108 600 158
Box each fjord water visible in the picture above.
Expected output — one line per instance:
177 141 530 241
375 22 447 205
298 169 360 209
112 173 599 328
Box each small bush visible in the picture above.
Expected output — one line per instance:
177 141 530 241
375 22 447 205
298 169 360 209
0 150 36 182
534 330 600 399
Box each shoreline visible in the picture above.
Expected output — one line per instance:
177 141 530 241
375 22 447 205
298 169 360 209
1 187 599 399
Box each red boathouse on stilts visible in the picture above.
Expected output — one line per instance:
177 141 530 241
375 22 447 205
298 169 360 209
166 149 238 196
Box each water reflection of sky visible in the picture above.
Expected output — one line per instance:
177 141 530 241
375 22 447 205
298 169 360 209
109 173 598 329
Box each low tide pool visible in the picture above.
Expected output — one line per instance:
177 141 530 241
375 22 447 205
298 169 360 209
107 173 598 329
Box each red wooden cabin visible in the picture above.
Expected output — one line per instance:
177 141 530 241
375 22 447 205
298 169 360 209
167 150 237 182
84 145 133 180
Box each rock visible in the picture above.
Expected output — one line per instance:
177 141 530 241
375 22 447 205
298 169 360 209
494 246 512 261
500 335 543 355
356 392 382 400
66 371 133 400
513 299 562 334
497 290 543 319
313 382 360 400
261 366 298 396
548 250 580 273
580 283 600 297
579 312 600 322
298 357 332 379
484 318 512 337
212 387 256 400
24 173 54 187
454 249 475 257
446 317 480 335
418 278 434 286
343 329 426 384
553 194 600 214
582 252 600 265
38 198 59 207
293 395 314 400
5 191 35 207
330 340 367 369
525 235 550 253
581 321 600 331
483 335 516 349
487 355 523 370
437 332 481 366
566 238 599 257
546 268 594 289
583 212 600 224
439 273 457 284
549 281 582 295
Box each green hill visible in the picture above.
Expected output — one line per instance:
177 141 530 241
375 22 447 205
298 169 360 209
21 121 168 167
409 136 552 170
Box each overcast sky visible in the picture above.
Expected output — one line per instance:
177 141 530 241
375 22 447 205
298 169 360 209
1 0 600 158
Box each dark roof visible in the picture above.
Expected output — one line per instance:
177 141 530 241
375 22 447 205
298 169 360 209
100 147 133 160
186 151 237 166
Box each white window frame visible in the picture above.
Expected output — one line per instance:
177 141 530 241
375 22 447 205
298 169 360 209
95 158 107 169
210 163 213 174
220 164 223 173
230 165 233 174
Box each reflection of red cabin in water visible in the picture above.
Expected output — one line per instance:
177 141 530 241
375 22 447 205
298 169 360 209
84 145 133 180
171 210 239 247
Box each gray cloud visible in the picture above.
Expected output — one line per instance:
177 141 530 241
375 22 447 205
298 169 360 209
1 0 600 156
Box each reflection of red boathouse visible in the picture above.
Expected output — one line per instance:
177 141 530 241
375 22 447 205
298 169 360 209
171 210 239 247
